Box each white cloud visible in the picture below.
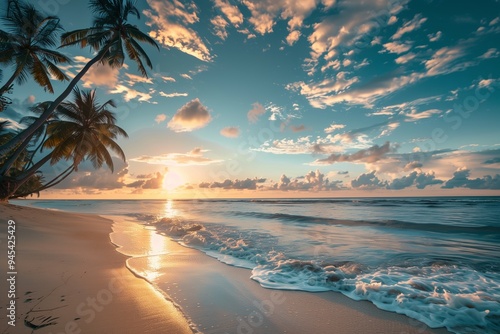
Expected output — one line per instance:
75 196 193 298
479 48 500 59
311 142 396 165
324 123 346 134
286 30 301 45
214 0 244 27
395 52 416 64
404 108 443 121
109 85 153 102
145 0 212 62
124 73 153 86
428 31 442 42
383 41 412 54
181 73 193 80
131 148 222 166
80 62 120 88
155 114 168 123
388 16 398 25
167 98 212 132
424 46 475 77
211 15 229 40
391 14 427 40
159 91 188 98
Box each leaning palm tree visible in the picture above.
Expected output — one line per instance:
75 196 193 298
0 0 158 168
3 87 128 200
0 0 70 95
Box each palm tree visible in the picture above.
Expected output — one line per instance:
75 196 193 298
2 87 128 200
0 69 12 111
0 0 158 169
44 87 127 171
0 0 70 96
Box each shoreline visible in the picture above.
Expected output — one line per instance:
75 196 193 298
1 203 450 334
110 215 450 334
0 203 193 334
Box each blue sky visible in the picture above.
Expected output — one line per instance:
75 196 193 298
2 0 500 198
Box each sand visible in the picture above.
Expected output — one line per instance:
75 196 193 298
0 203 450 334
0 203 193 334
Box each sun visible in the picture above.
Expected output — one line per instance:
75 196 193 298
162 171 184 192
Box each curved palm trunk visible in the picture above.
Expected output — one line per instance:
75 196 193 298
10 163 75 199
0 71 17 96
0 54 100 173
0 152 52 201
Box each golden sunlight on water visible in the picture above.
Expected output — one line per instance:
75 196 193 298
144 231 167 281
163 199 179 218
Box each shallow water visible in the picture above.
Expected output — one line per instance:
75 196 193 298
17 197 500 334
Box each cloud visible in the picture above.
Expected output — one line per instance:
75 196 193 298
124 73 153 86
155 114 167 123
247 102 266 123
142 172 164 189
214 0 244 27
395 52 416 64
200 177 266 190
306 0 409 73
241 0 317 45
144 0 212 62
272 170 344 191
131 147 222 166
181 73 193 80
53 158 128 190
289 71 422 108
404 108 443 121
312 142 396 165
391 14 427 40
109 85 153 102
159 91 188 98
428 31 442 42
290 124 306 132
387 171 443 189
324 123 346 134
81 62 120 88
160 75 176 82
442 168 500 189
424 46 472 77
351 171 387 190
479 48 500 59
211 15 229 40
168 98 212 132
220 126 240 138
383 41 412 54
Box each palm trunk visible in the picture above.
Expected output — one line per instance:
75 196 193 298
0 152 52 201
10 163 74 199
15 152 52 182
0 54 101 168
0 71 17 96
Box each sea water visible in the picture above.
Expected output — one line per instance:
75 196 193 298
16 197 500 334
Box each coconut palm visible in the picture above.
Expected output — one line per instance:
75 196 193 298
44 87 128 171
0 0 158 169
1 87 128 200
0 1 70 95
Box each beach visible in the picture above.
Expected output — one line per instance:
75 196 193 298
0 203 193 334
0 202 453 334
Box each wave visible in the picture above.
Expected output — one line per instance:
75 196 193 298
145 216 500 334
228 211 500 234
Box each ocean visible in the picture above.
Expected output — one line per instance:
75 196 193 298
14 197 500 334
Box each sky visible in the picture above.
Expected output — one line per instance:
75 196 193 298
2 0 500 199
